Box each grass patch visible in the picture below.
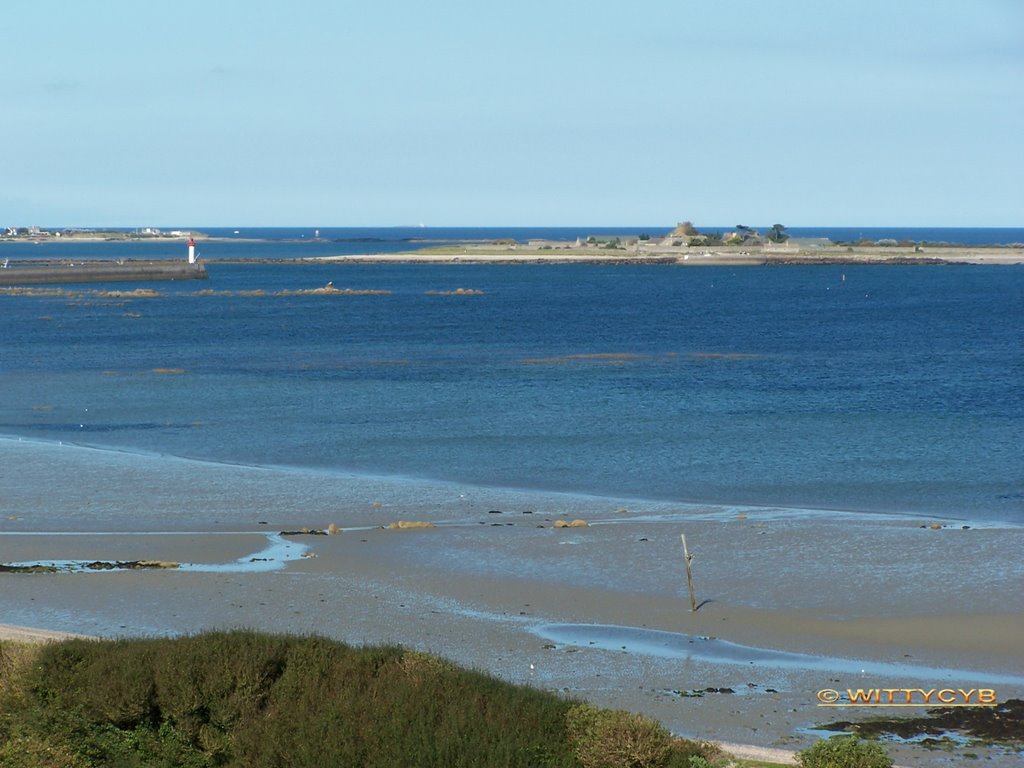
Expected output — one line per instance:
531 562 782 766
797 735 892 767
0 631 725 768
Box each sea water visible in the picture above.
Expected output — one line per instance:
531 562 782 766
1 260 1022 525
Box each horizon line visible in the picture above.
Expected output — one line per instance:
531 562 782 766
9 223 1024 230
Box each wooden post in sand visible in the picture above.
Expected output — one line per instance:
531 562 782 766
680 533 697 612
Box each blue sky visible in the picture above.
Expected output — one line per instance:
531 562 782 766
2 0 1021 226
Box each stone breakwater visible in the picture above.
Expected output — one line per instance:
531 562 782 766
0 260 207 285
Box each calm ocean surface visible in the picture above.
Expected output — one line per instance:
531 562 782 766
2 231 1022 525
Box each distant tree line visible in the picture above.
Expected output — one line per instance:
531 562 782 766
675 222 789 247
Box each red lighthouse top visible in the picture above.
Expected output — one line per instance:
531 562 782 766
188 237 195 247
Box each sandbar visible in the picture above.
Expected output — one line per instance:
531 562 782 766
308 243 1024 266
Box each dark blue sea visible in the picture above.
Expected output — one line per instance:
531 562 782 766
2 251 1022 525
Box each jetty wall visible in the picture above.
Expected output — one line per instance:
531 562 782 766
0 260 207 286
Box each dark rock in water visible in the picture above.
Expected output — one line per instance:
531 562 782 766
819 698 1024 743
81 560 180 571
488 510 502 514
522 510 533 514
126 560 180 570
280 529 327 536
0 563 59 574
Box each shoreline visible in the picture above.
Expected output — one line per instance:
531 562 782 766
1 432 1018 532
2 531 1020 766
0 622 95 643
3 238 1024 267
1 439 1021 766
310 241 1024 265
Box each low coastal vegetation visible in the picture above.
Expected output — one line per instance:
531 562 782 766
0 631 729 768
4 631 941 767
796 736 891 768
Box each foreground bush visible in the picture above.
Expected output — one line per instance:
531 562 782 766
0 632 719 768
565 703 713 768
798 735 893 768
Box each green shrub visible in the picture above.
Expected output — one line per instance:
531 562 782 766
3 632 585 768
0 633 714 768
566 703 673 768
798 735 893 768
0 732 89 768
564 704 714 768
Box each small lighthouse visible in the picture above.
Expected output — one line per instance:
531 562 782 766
187 237 196 265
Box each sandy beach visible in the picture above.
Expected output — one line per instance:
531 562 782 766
1 439 1021 766
0 623 93 643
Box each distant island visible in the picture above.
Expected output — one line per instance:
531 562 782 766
323 221 1024 266
1 226 205 241
4 222 1022 265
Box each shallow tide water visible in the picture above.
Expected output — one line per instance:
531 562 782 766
2 262 1022 525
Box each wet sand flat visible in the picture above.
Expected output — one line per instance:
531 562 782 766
1 438 1022 766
